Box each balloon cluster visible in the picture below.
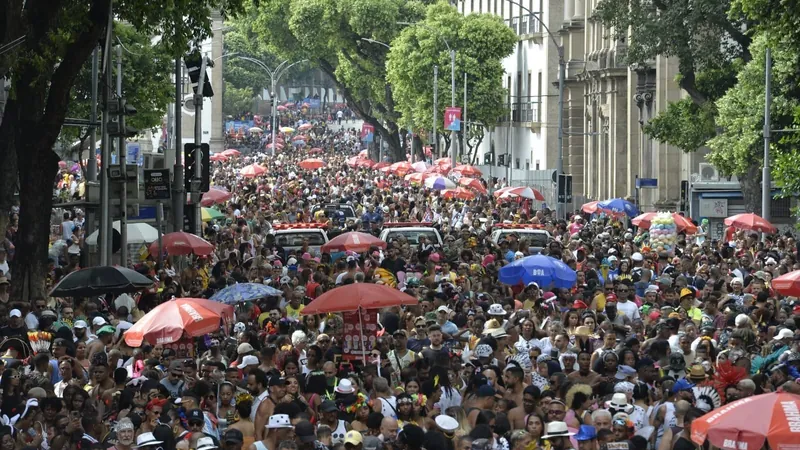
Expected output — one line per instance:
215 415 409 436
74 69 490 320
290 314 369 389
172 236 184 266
649 212 678 255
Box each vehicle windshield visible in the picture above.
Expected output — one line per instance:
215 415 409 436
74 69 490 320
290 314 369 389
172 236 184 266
385 230 439 245
275 232 326 246
497 231 549 247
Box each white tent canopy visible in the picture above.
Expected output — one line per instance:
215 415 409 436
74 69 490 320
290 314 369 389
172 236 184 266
86 221 159 246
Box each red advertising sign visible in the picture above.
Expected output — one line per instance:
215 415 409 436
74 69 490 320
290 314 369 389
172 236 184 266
342 309 379 360
444 106 462 131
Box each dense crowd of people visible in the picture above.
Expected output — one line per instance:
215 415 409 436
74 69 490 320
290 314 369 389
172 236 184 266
2 118 799 450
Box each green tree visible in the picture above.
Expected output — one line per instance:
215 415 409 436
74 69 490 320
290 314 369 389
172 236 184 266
223 81 257 116
249 0 432 161
0 0 245 300
58 21 174 170
386 2 516 162
595 0 762 211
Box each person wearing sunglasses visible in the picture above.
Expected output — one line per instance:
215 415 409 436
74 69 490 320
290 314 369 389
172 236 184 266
160 360 185 398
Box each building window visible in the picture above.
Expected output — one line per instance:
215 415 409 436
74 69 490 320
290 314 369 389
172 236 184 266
773 196 792 218
526 159 530 170
535 160 540 170
515 158 520 169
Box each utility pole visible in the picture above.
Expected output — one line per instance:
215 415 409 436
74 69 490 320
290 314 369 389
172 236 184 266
450 49 457 170
172 58 184 233
762 48 772 222
192 56 208 237
116 45 128 267
463 72 467 162
98 4 113 266
87 47 99 182
271 76 277 156
433 65 438 159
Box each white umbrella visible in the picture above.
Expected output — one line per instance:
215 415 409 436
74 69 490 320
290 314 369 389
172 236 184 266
249 127 263 133
86 221 159 245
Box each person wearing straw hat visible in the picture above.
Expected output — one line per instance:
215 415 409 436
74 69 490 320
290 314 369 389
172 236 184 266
133 432 163 449
541 422 575 450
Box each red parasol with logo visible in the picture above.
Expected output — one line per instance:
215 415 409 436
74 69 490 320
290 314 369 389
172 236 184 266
124 298 234 346
724 213 777 233
772 270 800 297
200 187 232 207
691 392 800 450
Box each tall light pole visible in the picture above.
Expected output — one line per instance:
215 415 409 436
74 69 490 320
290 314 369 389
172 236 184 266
235 56 307 155
397 21 457 170
504 1 565 219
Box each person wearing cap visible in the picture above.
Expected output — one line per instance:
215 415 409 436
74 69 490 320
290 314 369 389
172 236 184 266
467 385 496 426
573 425 597 450
253 413 294 450
435 305 458 336
344 430 363 450
295 419 328 450
0 307 28 342
222 428 245 450
253 372 286 441
87 323 116 362
160 360 186 397
388 329 416 373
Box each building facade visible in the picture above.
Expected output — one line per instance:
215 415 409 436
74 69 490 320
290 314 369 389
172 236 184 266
456 0 696 213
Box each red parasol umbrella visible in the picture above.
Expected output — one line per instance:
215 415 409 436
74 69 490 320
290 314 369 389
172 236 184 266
390 161 414 176
356 159 375 168
691 392 800 450
346 156 361 167
298 158 327 170
453 164 482 177
302 283 418 315
222 149 240 157
265 143 284 150
632 212 698 234
149 231 214 256
434 157 450 166
442 187 476 200
308 147 323 154
373 161 391 170
321 232 387 253
581 201 601 214
209 154 228 162
277 105 287 111
200 187 232 207
294 134 308 142
298 123 313 131
772 270 800 297
494 186 545 201
124 298 234 346
724 213 777 233
405 172 428 184
458 177 488 194
240 164 267 178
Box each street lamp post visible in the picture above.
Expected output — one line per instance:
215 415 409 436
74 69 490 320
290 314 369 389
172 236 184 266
504 1 565 219
397 21 457 170
235 56 308 155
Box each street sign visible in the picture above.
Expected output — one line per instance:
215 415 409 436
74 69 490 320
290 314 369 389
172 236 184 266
444 106 462 131
126 142 143 166
144 169 171 200
361 123 374 143
636 177 658 188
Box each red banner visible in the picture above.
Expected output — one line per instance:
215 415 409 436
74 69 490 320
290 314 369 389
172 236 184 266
342 309 379 360
444 106 462 131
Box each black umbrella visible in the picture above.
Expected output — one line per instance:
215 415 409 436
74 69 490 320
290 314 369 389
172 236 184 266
49 266 153 297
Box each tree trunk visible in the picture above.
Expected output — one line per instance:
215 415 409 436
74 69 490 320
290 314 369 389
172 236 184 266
0 96 19 241
739 162 763 214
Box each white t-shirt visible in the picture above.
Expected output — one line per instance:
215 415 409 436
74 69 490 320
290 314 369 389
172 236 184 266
61 220 75 240
616 300 640 321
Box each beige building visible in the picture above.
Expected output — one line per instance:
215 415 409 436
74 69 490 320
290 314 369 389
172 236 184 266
454 0 700 212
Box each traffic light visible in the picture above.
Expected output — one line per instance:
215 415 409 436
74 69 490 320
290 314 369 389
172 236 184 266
184 143 210 194
107 98 138 138
184 52 214 97
498 154 505 167
483 153 494 165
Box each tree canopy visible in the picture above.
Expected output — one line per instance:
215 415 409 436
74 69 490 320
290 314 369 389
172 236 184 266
0 0 246 299
385 1 516 161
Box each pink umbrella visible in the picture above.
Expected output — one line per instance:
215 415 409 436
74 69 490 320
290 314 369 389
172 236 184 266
373 161 391 170
298 123 313 131
358 150 368 158
240 164 266 178
356 159 375 168
265 143 284 150
346 156 360 167
222 149 240 157
308 147 323 154
210 154 228 161
283 102 294 108
453 164 482 177
201 187 232 207
277 105 287 111
294 134 308 141
390 162 414 176
411 161 429 173
494 186 545 201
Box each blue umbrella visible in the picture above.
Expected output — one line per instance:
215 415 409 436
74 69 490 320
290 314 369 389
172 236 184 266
498 254 577 289
597 198 639 217
210 283 283 304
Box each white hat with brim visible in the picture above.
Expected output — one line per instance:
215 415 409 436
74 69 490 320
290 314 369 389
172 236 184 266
196 436 219 450
541 421 575 439
134 432 164 448
335 378 356 394
435 415 459 432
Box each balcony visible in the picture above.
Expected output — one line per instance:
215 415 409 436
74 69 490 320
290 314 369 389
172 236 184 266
499 96 541 129
506 14 543 40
